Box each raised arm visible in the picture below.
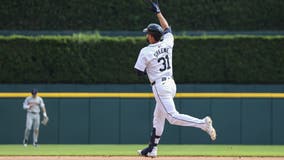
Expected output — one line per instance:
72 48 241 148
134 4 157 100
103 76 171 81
150 1 169 30
157 13 169 30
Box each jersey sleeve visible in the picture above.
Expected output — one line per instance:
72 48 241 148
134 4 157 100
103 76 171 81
39 97 45 108
163 27 174 48
134 49 147 72
23 97 29 109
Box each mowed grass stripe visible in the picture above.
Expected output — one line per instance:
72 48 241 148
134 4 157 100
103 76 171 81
0 145 283 156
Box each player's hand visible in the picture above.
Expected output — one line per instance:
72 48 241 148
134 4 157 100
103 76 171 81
27 103 33 108
41 116 49 126
150 1 160 14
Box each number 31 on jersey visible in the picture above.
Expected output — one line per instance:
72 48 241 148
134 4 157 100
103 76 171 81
158 55 171 72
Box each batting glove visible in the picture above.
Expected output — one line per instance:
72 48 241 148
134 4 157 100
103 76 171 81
151 2 160 14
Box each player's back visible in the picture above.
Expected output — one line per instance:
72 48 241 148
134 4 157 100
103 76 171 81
143 32 174 83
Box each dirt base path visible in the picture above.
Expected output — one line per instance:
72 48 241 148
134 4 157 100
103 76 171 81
0 156 283 160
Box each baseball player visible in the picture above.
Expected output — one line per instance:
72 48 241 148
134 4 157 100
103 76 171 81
134 1 216 157
22 89 48 147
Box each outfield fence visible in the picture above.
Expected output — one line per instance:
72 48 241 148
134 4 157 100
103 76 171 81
0 84 283 145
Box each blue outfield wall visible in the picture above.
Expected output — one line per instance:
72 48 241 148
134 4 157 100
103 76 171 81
0 84 284 144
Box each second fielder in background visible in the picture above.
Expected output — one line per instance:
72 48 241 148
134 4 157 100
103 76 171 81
22 89 48 147
134 1 216 157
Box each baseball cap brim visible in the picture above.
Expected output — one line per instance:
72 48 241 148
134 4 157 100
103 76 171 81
143 28 148 33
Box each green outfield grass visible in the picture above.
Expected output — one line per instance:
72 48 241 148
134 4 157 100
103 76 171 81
0 145 284 157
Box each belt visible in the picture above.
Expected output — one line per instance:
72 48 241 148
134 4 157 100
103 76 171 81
29 111 39 114
151 77 172 85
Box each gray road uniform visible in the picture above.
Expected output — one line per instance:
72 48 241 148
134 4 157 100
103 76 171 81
23 96 45 144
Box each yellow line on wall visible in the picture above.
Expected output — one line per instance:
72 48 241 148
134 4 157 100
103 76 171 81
0 92 284 98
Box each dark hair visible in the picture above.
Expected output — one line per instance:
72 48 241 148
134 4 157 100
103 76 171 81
148 31 162 41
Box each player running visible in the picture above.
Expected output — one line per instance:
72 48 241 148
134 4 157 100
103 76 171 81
22 89 48 147
134 1 216 157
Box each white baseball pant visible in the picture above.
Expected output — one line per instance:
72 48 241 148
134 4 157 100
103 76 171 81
152 77 207 137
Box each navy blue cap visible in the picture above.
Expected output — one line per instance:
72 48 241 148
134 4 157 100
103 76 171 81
143 23 163 35
31 88 38 95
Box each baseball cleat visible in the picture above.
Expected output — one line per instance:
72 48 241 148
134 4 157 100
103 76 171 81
33 142 38 147
137 146 158 158
137 150 143 156
23 139 28 147
204 116 216 141
147 146 158 158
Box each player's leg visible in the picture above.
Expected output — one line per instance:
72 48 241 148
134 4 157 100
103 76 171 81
33 114 40 147
23 113 33 146
153 80 206 129
154 79 216 140
138 103 166 157
153 103 166 140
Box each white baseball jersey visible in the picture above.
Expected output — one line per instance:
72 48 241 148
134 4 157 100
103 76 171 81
23 96 45 113
134 30 174 83
134 28 210 138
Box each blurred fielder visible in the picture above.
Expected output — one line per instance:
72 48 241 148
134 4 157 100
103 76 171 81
134 1 216 157
22 89 48 147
